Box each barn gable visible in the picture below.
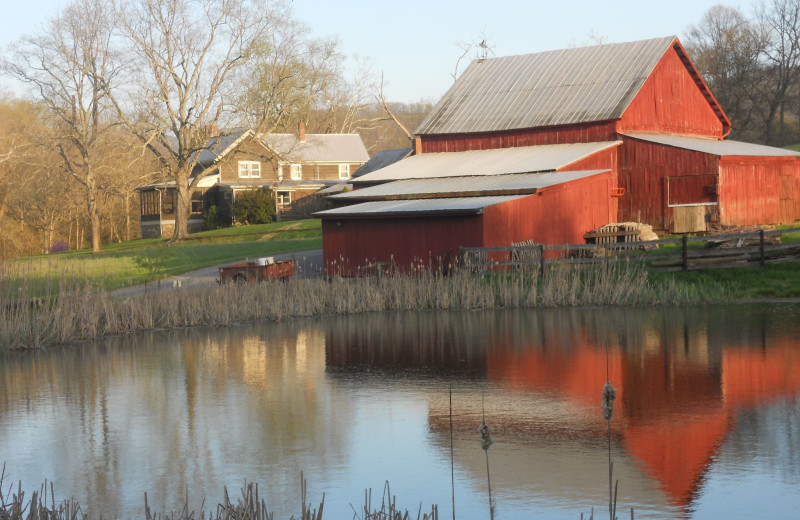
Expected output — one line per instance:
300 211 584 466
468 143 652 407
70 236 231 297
618 41 730 137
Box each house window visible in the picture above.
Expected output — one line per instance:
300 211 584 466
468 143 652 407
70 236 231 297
162 190 175 214
141 191 160 217
191 200 204 214
339 164 350 180
238 160 261 178
290 163 302 180
276 191 292 206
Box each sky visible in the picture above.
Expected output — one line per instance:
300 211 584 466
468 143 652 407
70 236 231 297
0 0 741 104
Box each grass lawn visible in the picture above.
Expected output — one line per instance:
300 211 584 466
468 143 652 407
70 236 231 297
3 220 322 294
648 261 800 299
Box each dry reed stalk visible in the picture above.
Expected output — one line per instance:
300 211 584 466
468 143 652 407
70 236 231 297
2 262 709 351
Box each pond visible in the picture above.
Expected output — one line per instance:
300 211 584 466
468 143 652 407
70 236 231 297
1 305 799 519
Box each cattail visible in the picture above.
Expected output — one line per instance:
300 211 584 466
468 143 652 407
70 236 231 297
602 381 616 421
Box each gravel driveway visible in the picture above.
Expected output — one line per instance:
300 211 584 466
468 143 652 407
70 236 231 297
109 249 323 298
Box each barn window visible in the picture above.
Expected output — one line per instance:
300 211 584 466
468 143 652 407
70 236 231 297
338 164 350 179
290 163 302 180
238 161 261 178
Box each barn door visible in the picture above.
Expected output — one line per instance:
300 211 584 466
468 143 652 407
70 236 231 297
779 175 794 223
665 174 718 232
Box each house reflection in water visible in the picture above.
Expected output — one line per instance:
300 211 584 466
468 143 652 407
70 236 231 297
324 307 800 513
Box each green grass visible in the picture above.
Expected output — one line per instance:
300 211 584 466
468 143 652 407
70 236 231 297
647 262 800 299
3 220 322 294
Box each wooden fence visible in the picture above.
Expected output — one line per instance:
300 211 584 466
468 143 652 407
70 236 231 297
457 226 800 274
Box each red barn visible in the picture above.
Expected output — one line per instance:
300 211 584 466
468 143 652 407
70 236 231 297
316 36 800 274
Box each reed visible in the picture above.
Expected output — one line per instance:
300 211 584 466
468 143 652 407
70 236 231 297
0 466 433 520
1 261 729 350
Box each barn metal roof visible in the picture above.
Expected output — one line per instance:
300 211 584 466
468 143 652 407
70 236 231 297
261 133 370 162
416 36 685 135
314 196 526 218
353 147 413 177
624 133 800 157
353 141 619 184
331 170 608 201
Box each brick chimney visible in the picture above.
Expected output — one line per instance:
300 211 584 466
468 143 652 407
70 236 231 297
299 121 306 142
414 136 422 155
204 124 219 137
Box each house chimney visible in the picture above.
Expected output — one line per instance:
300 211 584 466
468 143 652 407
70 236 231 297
414 136 422 155
299 121 306 142
205 124 219 137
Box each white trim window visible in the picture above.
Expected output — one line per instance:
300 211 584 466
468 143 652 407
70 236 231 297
290 163 302 180
276 190 292 206
238 160 261 178
338 163 350 180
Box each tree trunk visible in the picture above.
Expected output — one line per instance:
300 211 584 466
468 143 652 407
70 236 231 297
173 171 191 240
124 192 131 241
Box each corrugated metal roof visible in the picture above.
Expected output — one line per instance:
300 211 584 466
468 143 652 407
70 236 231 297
415 36 678 135
261 133 370 162
317 183 352 195
315 196 525 218
624 133 800 157
353 142 619 184
332 170 608 201
353 147 413 177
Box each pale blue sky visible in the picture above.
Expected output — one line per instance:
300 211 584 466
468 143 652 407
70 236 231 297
1 0 741 103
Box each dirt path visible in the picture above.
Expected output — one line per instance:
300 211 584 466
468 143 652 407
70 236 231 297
109 249 324 298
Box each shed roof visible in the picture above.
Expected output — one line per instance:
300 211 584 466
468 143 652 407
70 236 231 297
315 196 526 218
261 133 370 163
353 141 619 184
332 170 608 201
415 36 727 135
353 147 413 177
624 133 800 157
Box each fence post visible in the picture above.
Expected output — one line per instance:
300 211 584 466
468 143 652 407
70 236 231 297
539 245 545 277
682 235 688 271
759 230 766 267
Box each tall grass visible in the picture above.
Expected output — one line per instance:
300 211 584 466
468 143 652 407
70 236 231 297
0 261 731 350
0 467 436 520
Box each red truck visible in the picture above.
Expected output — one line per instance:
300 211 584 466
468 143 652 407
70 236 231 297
218 257 296 283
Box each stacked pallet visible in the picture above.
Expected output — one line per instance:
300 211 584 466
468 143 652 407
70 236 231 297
584 222 658 246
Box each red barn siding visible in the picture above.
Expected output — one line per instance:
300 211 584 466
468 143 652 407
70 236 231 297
419 121 617 153
719 157 800 226
482 173 614 246
321 216 483 275
618 46 725 138
321 173 614 274
559 146 619 224
618 138 719 229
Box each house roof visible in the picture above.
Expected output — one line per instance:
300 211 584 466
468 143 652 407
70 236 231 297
415 36 727 135
353 141 619 184
353 147 413 177
624 133 800 157
315 196 526 219
261 133 370 163
331 170 608 201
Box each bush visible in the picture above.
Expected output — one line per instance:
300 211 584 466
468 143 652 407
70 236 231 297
231 189 275 225
48 240 70 254
203 205 229 230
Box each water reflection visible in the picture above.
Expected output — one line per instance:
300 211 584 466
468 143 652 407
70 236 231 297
1 305 799 519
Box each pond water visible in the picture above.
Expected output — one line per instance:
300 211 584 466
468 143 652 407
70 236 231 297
2 305 800 519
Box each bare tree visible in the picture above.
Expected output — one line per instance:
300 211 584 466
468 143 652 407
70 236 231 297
685 5 769 142
101 0 287 240
4 0 119 253
755 0 800 144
